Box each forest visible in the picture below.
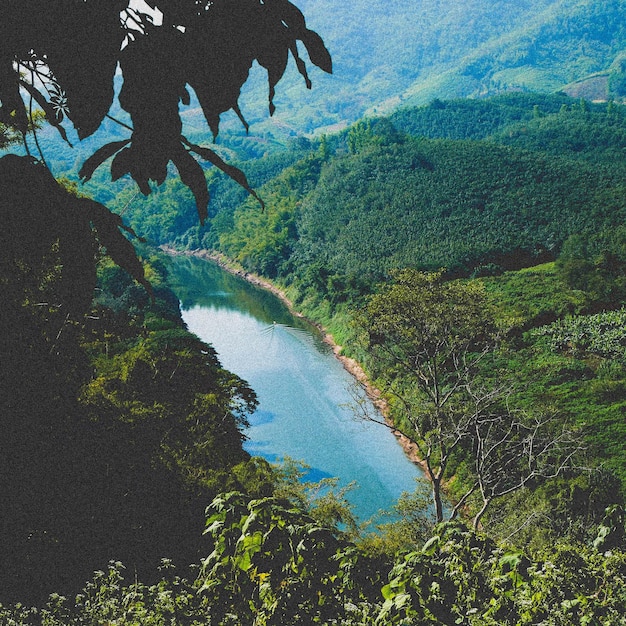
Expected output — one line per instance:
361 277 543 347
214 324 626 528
4 0 626 623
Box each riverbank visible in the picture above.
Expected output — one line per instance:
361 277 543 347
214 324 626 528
160 245 430 475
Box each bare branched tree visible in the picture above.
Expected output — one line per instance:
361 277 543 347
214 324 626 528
464 407 585 529
353 269 585 527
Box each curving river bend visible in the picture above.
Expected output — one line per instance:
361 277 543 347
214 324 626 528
165 254 424 523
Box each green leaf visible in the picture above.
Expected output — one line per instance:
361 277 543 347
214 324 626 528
236 531 263 571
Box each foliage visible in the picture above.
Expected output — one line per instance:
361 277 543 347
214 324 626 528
94 94 626 304
0 157 271 604
531 308 626 361
1 0 331 220
557 226 626 308
360 479 438 557
356 269 584 530
5 0 626 618
356 270 493 521
390 92 576 141
5 503 626 624
376 520 626 625
50 94 626 306
271 457 361 539
293 131 626 282
218 146 329 276
480 262 587 330
199 491 383 624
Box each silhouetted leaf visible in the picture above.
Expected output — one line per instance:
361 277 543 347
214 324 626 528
0 58 28 133
172 145 209 225
184 2 257 138
184 138 264 210
42 2 126 139
18 80 72 146
233 103 250 134
300 30 333 74
79 139 131 182
0 0 330 229
110 147 133 182
85 198 152 297
118 27 186 192
289 42 312 89
256 41 289 116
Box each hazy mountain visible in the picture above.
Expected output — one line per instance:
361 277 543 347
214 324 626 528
229 0 626 141
33 0 626 168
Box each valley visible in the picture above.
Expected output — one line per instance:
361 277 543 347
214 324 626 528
4 0 626 621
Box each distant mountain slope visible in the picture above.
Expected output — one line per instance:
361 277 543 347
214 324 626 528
230 0 626 140
292 134 626 280
34 0 626 172
395 0 626 107
158 95 626 286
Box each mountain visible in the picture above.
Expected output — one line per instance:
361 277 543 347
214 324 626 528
34 0 626 176
119 94 626 282
223 0 626 140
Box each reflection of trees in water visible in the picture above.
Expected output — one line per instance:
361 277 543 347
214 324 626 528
167 255 300 325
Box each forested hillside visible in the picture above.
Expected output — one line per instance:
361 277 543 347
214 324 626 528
6 0 626 622
147 93 626 551
194 0 626 137
119 93 626 279
0 156 276 605
28 0 626 160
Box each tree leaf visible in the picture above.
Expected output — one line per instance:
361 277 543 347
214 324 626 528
110 147 133 182
79 139 131 182
300 29 333 74
42 2 126 139
18 79 73 146
183 138 264 210
172 145 209 225
289 42 312 89
256 38 289 116
84 198 152 297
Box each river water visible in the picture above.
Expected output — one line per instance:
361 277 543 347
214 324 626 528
165 254 424 523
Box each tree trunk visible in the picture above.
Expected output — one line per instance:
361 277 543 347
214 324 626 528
472 498 490 531
432 476 444 523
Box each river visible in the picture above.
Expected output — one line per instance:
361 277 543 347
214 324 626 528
165 254 424 524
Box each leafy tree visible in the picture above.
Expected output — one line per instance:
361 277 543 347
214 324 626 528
557 227 626 308
1 0 331 222
355 270 499 522
356 269 582 528
1 0 330 600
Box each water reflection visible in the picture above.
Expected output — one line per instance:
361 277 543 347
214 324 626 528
165 253 424 523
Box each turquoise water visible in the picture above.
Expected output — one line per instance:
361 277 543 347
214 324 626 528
166 254 424 523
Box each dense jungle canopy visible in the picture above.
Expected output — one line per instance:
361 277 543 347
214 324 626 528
4 1 626 623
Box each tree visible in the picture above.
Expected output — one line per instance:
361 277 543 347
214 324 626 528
355 269 498 522
0 1 330 603
464 405 583 530
1 0 331 223
557 227 626 308
355 269 582 528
